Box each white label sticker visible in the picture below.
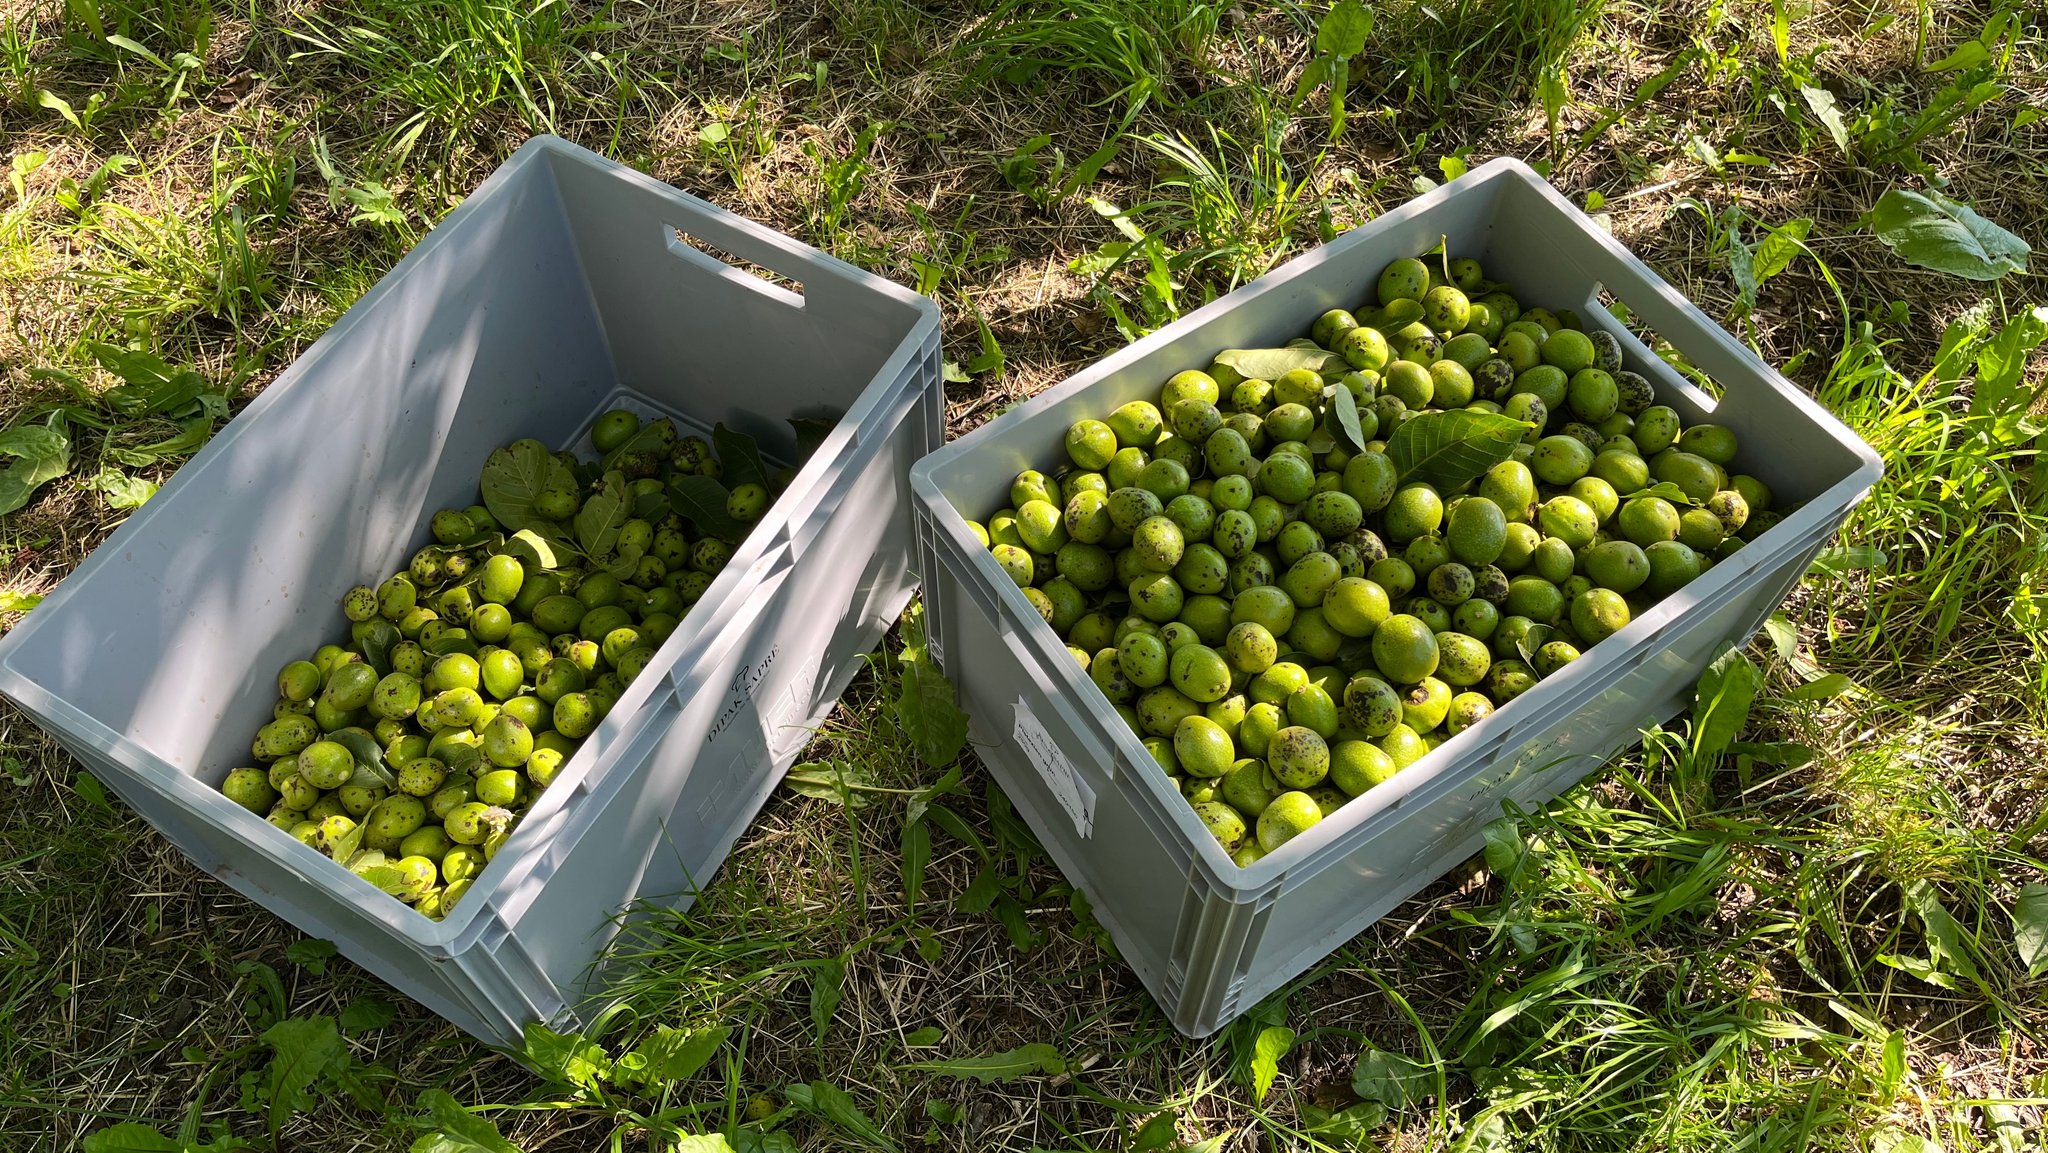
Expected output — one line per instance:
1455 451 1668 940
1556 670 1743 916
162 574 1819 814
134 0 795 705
1013 699 1093 837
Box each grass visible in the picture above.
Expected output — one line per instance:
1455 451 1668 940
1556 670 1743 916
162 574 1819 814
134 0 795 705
963 0 1228 129
1 0 2046 1148
281 0 602 174
1363 0 1607 117
1813 316 2048 677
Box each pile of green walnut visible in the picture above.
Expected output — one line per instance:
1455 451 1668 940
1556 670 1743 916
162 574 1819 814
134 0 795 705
215 408 794 919
971 251 1784 866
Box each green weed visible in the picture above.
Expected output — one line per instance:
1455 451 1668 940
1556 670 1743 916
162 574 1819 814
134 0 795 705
59 0 214 61
283 0 602 170
34 87 110 136
1371 0 1605 133
70 954 403 1152
3 341 232 516
1069 197 1203 341
1846 9 2026 173
1291 0 1374 141
1068 92 1322 340
0 12 45 108
903 197 1009 300
1135 115 1323 291
215 126 298 220
1817 306 2048 689
76 198 274 337
964 0 1224 128
694 96 778 190
803 122 886 263
1665 196 1832 351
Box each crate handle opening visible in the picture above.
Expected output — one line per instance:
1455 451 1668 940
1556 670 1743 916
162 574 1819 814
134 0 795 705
1583 282 1722 415
664 226 805 307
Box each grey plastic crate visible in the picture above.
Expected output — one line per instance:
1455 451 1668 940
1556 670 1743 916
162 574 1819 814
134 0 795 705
909 158 1881 1038
0 136 940 1047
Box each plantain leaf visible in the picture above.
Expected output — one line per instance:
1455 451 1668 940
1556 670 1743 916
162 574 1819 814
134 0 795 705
1536 69 1567 139
1250 1026 1295 1103
2014 883 2048 979
903 1042 1066 1083
89 341 212 415
1291 54 1331 113
520 1022 612 1092
0 424 72 516
1808 545 1887 576
1482 818 1525 878
1753 217 1813 286
1906 879 1984 986
1928 38 1990 71
810 958 845 1044
80 1124 180 1152
1692 643 1762 759
1970 305 2048 418
0 590 42 612
901 818 930 912
1351 1044 1432 1109
1132 1112 1180 1151
104 416 210 467
1387 410 1528 489
1865 188 2029 281
898 652 968 767
340 995 396 1034
618 1025 729 1085
261 1016 344 1139
85 468 157 509
1784 672 1854 701
411 1088 525 1153
785 1081 900 1153
1799 86 1851 158
1211 347 1342 381
1301 1102 1388 1144
1316 0 1372 57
